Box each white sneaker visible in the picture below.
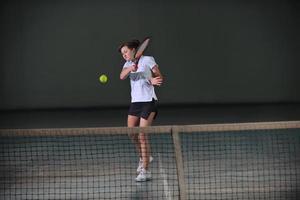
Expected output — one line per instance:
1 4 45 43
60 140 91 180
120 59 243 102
137 156 153 174
135 168 151 182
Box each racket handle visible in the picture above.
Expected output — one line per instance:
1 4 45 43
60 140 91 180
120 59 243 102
134 58 140 66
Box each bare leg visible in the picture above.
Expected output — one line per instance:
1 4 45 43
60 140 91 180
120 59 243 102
139 112 156 170
127 115 141 157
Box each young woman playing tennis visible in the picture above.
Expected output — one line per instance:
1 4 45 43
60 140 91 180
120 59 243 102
119 39 163 182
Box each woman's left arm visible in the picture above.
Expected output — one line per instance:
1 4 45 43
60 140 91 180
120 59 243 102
150 65 163 86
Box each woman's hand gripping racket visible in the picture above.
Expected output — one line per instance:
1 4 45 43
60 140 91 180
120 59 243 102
132 37 150 71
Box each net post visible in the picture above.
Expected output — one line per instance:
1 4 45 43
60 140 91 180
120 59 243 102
172 126 187 200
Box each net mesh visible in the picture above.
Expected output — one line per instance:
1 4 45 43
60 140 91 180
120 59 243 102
181 129 300 200
0 121 299 200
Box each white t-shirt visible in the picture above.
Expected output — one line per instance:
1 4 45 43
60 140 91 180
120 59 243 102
123 56 158 103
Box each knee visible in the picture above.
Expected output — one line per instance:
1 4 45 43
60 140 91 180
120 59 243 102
139 134 148 144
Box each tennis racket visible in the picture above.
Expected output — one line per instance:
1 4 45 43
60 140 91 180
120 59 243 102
133 37 150 65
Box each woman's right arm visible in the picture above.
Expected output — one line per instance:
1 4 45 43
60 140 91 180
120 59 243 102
120 65 137 80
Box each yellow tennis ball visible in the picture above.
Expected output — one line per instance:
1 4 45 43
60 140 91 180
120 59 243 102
99 74 108 84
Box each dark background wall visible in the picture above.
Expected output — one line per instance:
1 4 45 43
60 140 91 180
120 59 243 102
1 0 299 110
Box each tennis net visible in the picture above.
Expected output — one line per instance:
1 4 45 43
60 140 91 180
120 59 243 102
0 121 299 199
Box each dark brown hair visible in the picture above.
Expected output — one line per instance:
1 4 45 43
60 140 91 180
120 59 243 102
118 39 140 53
